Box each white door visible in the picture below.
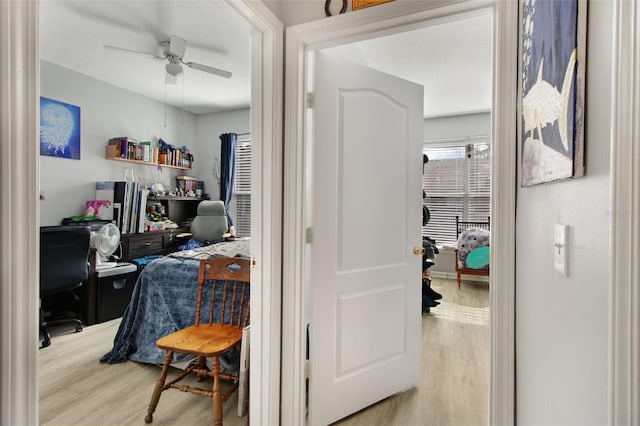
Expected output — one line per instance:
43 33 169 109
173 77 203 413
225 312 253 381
308 51 424 426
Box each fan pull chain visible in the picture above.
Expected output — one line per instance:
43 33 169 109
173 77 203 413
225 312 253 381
182 74 185 126
163 81 167 128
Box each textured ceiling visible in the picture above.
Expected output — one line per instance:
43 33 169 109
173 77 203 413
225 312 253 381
324 12 493 118
40 0 252 115
40 2 492 118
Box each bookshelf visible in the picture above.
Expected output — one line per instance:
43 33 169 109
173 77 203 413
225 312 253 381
105 144 192 170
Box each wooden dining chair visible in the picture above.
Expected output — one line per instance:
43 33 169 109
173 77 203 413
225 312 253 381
144 257 251 426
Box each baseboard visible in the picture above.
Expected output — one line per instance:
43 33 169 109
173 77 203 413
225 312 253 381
430 271 490 284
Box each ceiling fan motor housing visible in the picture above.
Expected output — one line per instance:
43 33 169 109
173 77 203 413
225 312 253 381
165 58 183 76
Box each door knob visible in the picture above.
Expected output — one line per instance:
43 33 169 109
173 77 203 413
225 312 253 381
413 246 425 255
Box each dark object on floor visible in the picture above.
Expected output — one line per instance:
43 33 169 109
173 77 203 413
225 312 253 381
422 279 440 312
40 225 90 348
422 280 442 300
422 295 440 309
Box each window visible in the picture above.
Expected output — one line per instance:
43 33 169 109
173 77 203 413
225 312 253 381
231 137 251 237
422 138 491 246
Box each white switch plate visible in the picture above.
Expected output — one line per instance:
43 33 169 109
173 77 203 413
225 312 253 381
554 224 568 276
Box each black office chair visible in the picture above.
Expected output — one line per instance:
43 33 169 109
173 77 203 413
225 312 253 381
39 225 90 348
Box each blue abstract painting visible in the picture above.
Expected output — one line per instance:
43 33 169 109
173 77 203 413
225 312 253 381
521 0 586 186
40 97 81 160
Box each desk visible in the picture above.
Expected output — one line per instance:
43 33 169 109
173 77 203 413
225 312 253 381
84 229 189 325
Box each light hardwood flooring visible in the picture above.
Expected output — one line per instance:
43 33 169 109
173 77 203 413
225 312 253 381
334 278 490 426
39 278 488 426
39 320 246 426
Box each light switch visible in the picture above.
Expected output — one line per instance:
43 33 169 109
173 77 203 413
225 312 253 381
554 224 568 276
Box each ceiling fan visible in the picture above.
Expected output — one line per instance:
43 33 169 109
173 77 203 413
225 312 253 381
104 34 232 84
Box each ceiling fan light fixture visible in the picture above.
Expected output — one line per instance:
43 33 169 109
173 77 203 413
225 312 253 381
165 62 183 76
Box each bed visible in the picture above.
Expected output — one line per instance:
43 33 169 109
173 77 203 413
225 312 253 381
454 216 490 288
100 239 250 369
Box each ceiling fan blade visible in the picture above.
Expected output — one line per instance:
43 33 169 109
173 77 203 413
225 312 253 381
168 34 186 58
184 62 232 79
104 44 164 60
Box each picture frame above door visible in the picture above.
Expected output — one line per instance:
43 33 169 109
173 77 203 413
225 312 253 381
353 0 395 11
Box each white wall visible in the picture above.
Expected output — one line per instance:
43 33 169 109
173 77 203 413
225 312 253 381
40 60 198 226
40 62 248 227
515 1 611 424
424 111 491 140
193 108 251 201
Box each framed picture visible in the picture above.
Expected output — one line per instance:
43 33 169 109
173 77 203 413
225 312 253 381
520 0 587 186
352 0 395 11
40 96 81 160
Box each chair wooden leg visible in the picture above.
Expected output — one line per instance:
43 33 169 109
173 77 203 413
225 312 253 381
212 356 223 426
457 271 461 289
145 350 173 423
197 356 206 382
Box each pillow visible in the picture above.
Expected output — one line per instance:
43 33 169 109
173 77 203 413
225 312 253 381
456 227 490 269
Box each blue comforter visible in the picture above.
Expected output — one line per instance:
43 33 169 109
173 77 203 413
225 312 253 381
100 239 250 367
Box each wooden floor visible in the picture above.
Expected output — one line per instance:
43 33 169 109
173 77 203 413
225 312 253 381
39 278 488 426
334 278 489 426
39 321 246 426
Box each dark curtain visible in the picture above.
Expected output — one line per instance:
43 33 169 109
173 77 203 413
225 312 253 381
219 133 237 227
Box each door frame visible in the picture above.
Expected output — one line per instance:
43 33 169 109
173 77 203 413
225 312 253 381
0 1 283 424
282 1 518 425
609 0 640 423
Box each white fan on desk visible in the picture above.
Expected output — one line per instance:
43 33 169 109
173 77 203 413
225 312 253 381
90 223 121 270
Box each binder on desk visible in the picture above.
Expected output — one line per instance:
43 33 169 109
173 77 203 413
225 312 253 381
137 189 149 233
109 181 149 234
129 182 139 234
113 181 127 232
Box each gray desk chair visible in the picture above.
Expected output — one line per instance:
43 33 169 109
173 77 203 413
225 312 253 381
40 225 90 348
189 200 230 244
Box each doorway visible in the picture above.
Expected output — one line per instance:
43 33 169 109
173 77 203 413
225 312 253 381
0 0 282 424
282 1 517 424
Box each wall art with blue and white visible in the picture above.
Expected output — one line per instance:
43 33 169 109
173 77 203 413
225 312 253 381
40 97 81 160
521 0 586 186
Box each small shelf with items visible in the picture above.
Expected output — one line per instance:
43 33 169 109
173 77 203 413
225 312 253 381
148 195 208 227
105 137 193 170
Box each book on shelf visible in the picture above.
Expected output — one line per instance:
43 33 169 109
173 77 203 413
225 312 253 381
140 141 151 162
108 137 142 160
106 138 193 169
108 137 128 159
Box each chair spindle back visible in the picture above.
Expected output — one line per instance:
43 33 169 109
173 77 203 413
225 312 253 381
195 257 250 328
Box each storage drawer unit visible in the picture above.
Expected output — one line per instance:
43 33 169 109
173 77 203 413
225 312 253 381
120 228 188 261
125 233 164 259
95 263 138 323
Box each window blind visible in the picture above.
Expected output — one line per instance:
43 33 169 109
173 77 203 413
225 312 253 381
422 140 491 246
232 138 251 237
